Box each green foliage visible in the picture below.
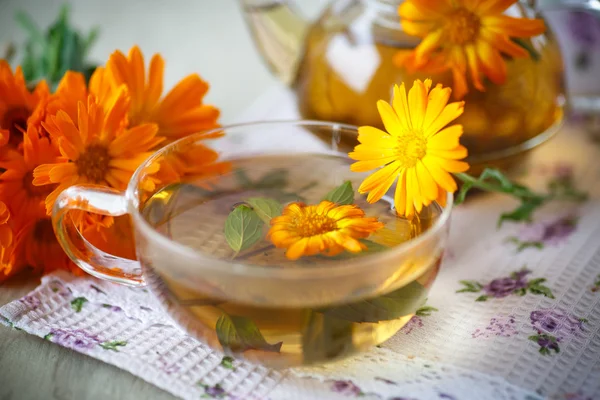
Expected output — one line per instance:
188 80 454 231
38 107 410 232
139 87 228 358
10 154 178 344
100 340 127 351
70 297 87 312
224 205 264 257
245 197 283 223
456 280 483 293
322 181 354 205
215 314 282 353
14 5 99 89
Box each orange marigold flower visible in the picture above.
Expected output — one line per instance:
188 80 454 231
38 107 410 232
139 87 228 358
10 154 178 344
0 201 16 281
0 126 59 225
268 201 384 260
153 142 231 188
11 217 80 277
396 0 546 99
0 61 49 148
106 46 220 142
33 87 164 217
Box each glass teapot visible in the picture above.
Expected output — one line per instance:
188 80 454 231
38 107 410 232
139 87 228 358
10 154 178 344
239 0 600 173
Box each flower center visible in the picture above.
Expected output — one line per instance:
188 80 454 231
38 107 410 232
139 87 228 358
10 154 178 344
76 145 111 183
1 107 29 147
295 213 338 237
445 8 481 45
23 170 51 198
33 219 55 244
396 130 427 168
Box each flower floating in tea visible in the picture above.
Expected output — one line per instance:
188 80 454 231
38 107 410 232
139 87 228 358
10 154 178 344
268 201 384 260
350 79 469 217
395 0 546 99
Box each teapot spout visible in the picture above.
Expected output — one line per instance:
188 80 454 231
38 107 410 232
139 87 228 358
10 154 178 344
239 0 309 85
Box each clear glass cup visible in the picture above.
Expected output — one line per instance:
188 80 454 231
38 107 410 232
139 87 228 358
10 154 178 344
53 121 452 368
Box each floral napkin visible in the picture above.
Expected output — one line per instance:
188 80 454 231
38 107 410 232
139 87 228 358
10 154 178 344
2 88 600 400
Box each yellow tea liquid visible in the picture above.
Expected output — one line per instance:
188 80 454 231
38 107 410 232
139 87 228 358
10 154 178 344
141 154 442 367
294 8 565 167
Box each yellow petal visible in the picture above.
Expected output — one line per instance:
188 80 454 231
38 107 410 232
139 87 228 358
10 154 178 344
423 84 451 131
422 155 458 192
356 126 395 146
425 101 465 136
286 238 309 260
427 125 463 150
377 100 402 136
428 145 468 160
392 84 412 131
394 170 408 217
408 79 429 129
358 161 402 203
416 160 438 202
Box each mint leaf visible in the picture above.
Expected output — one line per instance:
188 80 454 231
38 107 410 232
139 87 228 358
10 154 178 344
475 295 489 302
216 314 282 353
301 311 354 364
246 197 283 223
317 281 427 322
70 297 87 312
323 181 354 205
224 205 264 256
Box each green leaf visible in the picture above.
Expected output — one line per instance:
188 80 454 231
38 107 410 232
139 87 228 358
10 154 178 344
529 284 555 299
456 280 483 293
454 169 547 226
579 318 588 323
220 356 235 370
415 305 438 317
100 340 127 352
216 314 282 353
317 281 428 323
15 11 45 46
515 288 527 296
70 297 88 312
224 205 264 256
475 295 489 302
256 169 288 188
506 237 544 252
246 197 283 223
43 333 53 340
301 311 355 364
512 38 540 61
322 181 354 205
527 278 546 287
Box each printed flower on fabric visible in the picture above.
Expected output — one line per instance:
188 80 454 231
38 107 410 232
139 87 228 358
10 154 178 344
592 274 600 293
567 11 600 70
401 305 438 334
44 328 101 351
330 380 364 397
507 215 578 252
536 163 588 202
457 268 554 301
528 308 587 355
472 315 519 338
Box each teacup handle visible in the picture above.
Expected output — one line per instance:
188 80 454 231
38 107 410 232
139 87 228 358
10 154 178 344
52 185 145 287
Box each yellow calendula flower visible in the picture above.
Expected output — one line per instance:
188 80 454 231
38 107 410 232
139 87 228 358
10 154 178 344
268 201 383 260
349 79 469 218
396 0 546 99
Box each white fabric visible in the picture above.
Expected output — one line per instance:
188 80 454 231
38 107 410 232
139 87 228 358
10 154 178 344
2 87 600 400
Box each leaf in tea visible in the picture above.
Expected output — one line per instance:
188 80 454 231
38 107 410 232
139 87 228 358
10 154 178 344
317 281 428 323
301 311 355 364
224 205 264 255
215 314 282 353
323 181 354 205
246 197 283 224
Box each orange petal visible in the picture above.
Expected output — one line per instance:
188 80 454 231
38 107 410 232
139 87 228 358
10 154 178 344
286 238 309 260
414 29 444 66
476 0 518 15
483 16 546 38
480 29 528 59
157 75 209 117
128 46 146 109
147 54 165 108
465 45 485 92
476 39 508 85
49 163 77 183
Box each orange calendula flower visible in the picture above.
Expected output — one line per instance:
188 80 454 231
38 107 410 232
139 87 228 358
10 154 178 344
34 87 164 217
0 201 16 281
0 61 49 148
0 126 58 225
268 201 384 260
349 80 469 217
106 46 220 142
11 218 80 277
396 0 546 99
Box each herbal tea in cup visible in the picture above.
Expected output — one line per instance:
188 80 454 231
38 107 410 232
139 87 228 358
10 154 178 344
52 121 450 368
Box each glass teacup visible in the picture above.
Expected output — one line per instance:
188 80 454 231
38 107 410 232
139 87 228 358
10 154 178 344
53 121 452 368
